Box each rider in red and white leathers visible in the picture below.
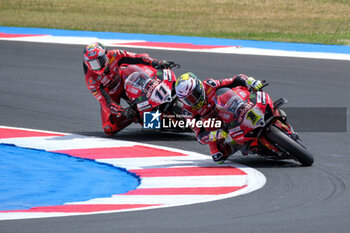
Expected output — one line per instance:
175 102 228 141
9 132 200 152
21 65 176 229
83 42 171 135
174 72 263 163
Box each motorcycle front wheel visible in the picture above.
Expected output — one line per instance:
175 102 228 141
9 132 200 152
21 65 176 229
264 125 314 166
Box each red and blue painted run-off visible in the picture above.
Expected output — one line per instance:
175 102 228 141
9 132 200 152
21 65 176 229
0 126 266 220
0 144 140 211
1 26 350 60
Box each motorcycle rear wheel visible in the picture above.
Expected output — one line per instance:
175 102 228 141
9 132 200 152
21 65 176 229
265 125 314 166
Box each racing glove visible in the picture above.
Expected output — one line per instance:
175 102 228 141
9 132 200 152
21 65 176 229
209 130 228 142
160 60 172 69
197 130 228 144
109 103 126 117
246 77 263 91
153 60 175 69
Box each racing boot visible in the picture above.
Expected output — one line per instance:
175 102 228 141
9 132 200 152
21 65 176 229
209 140 239 164
102 112 133 136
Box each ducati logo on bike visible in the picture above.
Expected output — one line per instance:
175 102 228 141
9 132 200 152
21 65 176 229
143 110 161 129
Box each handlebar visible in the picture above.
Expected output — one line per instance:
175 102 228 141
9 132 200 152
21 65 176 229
168 61 181 69
260 80 269 90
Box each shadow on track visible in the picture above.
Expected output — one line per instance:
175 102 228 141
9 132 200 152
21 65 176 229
228 156 301 168
73 129 302 168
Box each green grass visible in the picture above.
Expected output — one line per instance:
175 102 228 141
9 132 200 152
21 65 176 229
1 0 350 45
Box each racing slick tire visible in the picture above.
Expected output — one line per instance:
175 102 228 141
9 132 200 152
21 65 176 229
265 125 314 166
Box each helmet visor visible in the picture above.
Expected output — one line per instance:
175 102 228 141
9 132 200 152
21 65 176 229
87 55 107 71
180 80 204 106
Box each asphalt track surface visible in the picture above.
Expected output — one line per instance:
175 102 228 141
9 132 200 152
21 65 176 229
1 41 350 233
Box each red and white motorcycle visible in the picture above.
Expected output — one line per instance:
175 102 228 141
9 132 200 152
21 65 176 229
120 63 186 130
215 83 314 166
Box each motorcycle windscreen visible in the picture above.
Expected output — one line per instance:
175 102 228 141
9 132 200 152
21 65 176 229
216 88 245 115
124 71 158 102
